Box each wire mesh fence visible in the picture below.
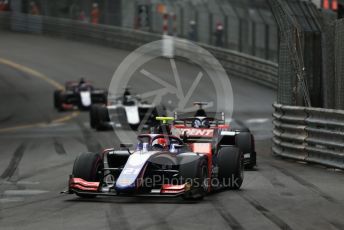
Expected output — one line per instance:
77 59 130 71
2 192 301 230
269 0 300 105
269 0 328 107
13 0 278 63
335 19 344 109
320 10 337 109
269 0 344 109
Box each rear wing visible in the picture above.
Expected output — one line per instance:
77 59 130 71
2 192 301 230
173 111 225 125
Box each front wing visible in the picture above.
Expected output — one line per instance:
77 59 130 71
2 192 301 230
65 176 190 198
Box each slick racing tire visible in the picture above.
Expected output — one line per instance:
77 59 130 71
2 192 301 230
96 106 110 131
54 90 64 111
217 146 243 190
236 132 256 169
90 104 101 129
100 92 107 104
129 124 139 130
246 151 257 170
236 132 252 156
179 157 208 200
72 152 104 198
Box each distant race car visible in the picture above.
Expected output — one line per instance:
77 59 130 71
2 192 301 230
171 102 257 169
64 116 244 200
90 88 165 130
54 79 107 111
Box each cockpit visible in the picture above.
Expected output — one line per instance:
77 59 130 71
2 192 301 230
135 134 184 153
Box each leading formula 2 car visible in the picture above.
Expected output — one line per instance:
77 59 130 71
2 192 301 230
64 117 244 200
54 79 107 111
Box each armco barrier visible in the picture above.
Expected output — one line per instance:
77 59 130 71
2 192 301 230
0 12 278 89
273 103 344 169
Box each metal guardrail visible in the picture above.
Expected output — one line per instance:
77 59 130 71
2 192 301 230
273 103 344 169
0 12 278 89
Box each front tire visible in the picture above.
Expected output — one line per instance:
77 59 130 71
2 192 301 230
72 152 103 198
217 146 243 190
179 157 208 200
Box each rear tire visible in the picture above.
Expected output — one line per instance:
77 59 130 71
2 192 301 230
96 106 109 131
179 157 208 200
72 152 103 198
100 92 107 104
129 124 139 130
246 151 257 170
90 104 100 129
217 146 243 190
54 90 64 111
236 132 252 154
236 132 256 169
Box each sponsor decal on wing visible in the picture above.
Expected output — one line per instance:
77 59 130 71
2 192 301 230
176 128 214 137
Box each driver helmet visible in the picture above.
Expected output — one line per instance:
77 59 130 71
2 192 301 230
123 88 131 97
152 137 169 150
157 138 167 147
79 78 86 85
192 118 210 128
192 119 202 128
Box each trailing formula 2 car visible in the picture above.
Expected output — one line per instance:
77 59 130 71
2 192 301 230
64 117 244 200
171 102 257 169
54 79 107 111
90 88 165 130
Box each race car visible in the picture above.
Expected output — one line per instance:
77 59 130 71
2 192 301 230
54 79 107 111
64 117 244 200
171 102 257 169
90 88 165 130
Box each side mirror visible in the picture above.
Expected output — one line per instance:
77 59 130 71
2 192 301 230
120 143 134 155
120 143 133 148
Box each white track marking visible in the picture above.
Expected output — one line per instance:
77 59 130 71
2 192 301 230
2 180 40 185
4 189 49 196
0 197 24 203
245 118 270 124
16 180 40 185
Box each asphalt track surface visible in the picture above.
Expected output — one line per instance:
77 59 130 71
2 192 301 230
0 32 344 230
